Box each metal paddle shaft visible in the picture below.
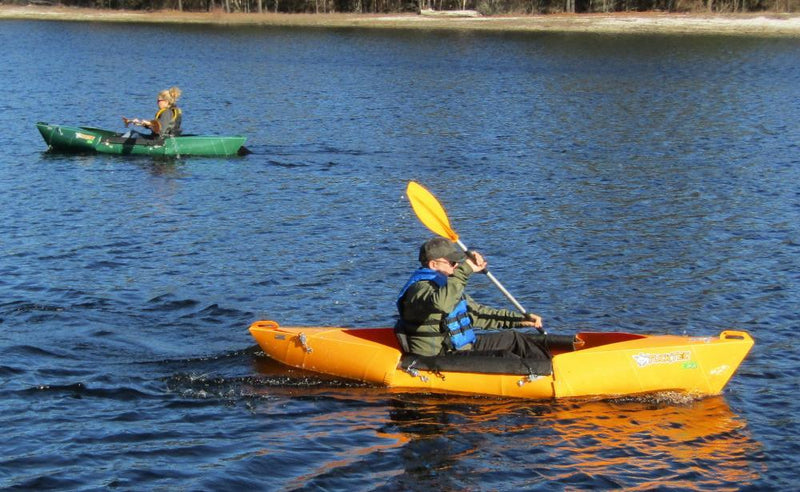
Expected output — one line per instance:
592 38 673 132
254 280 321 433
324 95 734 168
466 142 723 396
453 238 530 318
407 181 544 334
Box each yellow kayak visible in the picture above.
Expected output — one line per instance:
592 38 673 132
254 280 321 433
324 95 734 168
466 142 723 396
249 320 753 399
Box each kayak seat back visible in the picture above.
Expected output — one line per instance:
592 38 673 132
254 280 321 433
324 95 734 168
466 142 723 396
399 352 553 376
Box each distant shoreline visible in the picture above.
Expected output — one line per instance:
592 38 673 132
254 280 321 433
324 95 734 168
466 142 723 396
2 5 800 36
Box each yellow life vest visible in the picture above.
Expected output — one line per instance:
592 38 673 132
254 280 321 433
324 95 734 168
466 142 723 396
153 107 182 136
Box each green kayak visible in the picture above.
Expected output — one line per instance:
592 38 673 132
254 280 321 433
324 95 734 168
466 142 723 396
36 122 248 157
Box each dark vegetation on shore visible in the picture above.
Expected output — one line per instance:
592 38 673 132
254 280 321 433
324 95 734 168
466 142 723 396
2 0 796 16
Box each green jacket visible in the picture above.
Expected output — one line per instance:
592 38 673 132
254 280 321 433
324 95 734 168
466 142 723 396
398 263 527 356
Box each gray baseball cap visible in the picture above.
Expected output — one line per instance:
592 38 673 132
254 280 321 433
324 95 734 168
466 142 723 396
419 237 466 265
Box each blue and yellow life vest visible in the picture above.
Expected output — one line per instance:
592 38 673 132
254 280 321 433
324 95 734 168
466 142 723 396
396 268 476 350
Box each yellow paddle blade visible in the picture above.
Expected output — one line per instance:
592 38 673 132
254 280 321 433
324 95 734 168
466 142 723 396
406 181 459 241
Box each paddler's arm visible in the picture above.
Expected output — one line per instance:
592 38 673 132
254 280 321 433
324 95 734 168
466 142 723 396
122 117 154 128
466 296 530 329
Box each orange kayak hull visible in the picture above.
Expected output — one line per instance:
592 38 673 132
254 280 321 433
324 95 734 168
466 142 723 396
249 320 753 400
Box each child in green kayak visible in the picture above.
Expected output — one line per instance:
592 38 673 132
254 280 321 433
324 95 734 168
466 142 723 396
396 237 548 359
122 86 183 138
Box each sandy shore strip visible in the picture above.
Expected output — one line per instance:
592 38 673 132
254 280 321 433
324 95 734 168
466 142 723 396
2 5 799 36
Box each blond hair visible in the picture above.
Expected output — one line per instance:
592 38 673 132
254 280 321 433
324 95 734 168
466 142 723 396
157 86 182 106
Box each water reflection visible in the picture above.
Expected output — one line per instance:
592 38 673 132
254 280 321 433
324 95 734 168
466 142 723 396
40 149 189 177
545 396 764 489
134 159 188 178
251 353 764 488
384 393 763 489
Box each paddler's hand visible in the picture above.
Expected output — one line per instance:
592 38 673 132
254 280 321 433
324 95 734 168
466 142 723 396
519 313 543 329
123 118 149 128
465 251 488 273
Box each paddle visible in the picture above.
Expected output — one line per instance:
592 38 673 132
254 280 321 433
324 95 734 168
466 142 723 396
406 181 545 334
122 117 161 135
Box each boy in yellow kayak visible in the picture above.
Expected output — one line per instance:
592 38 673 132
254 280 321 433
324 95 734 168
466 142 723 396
396 237 548 359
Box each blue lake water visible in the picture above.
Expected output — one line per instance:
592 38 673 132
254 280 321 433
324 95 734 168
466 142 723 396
1 19 799 489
